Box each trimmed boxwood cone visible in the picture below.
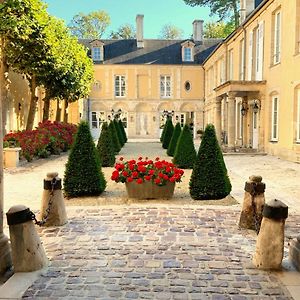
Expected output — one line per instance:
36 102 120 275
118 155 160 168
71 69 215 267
114 119 124 146
109 121 121 153
167 122 181 157
173 124 196 169
189 124 231 200
97 122 115 167
160 119 168 143
119 120 127 143
162 118 174 149
64 121 106 197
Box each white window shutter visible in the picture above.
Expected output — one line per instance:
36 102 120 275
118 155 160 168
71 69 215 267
256 21 264 80
248 31 253 80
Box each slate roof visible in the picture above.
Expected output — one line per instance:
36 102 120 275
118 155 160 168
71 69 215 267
79 38 222 65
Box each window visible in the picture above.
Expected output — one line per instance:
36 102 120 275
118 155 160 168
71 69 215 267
92 47 101 61
160 76 171 98
271 96 279 141
115 75 126 97
91 112 97 128
185 81 191 91
183 47 192 61
239 40 245 80
273 10 281 64
255 22 264 80
297 90 300 142
228 49 234 80
220 58 225 84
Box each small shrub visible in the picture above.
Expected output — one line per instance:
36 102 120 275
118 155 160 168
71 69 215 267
109 121 121 153
119 120 127 143
173 124 196 169
96 122 115 167
114 119 124 146
160 119 167 143
167 122 181 157
162 118 174 149
64 121 106 197
189 124 231 200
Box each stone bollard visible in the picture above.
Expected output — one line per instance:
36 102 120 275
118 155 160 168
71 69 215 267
289 236 300 271
252 199 288 270
40 172 67 226
6 205 48 272
239 175 265 233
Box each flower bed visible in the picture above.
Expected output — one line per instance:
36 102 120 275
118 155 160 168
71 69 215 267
3 121 77 161
111 157 184 186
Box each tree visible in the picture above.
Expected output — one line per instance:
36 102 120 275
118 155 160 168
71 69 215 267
96 122 115 167
203 21 235 38
173 124 196 169
159 24 183 39
167 123 182 157
109 121 121 153
64 121 106 197
69 10 110 39
162 118 174 149
109 24 135 39
189 124 231 200
183 0 240 29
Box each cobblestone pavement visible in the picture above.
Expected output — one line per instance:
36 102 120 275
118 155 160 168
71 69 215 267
22 206 299 300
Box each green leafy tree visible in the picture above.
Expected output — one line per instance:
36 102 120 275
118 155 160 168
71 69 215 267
69 10 110 39
183 0 240 29
96 122 115 167
189 124 231 200
64 121 106 197
109 121 121 153
162 118 174 149
109 24 135 39
167 122 182 157
118 120 127 143
114 119 124 147
159 24 183 39
173 124 196 169
203 21 235 38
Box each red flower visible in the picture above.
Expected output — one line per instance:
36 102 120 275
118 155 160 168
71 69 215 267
129 164 135 171
132 171 138 178
165 167 171 173
119 157 124 161
145 175 152 181
122 171 128 177
149 169 155 175
163 174 169 180
138 165 146 173
138 156 143 161
154 178 161 184
136 178 143 184
170 176 176 183
155 157 160 161
127 177 133 183
158 172 164 178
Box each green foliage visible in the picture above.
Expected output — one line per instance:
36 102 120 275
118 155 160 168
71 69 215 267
162 118 174 149
96 122 115 167
109 23 135 39
159 24 183 39
173 124 196 169
64 122 106 197
183 0 239 28
189 124 232 200
114 119 124 147
68 10 110 39
167 122 182 157
203 21 235 38
109 121 121 153
160 120 167 143
118 120 127 143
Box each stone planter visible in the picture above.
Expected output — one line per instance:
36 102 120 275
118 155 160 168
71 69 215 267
125 181 175 199
3 147 21 168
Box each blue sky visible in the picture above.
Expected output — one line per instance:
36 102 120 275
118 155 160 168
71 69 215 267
44 0 214 39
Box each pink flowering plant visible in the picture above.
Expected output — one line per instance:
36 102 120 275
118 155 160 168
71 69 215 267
111 157 184 186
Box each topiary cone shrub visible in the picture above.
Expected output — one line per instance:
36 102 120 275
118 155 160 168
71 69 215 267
189 124 232 200
96 122 115 167
162 118 174 149
109 121 121 153
64 121 106 197
173 124 196 169
167 122 181 157
114 119 124 147
119 120 127 143
160 119 167 143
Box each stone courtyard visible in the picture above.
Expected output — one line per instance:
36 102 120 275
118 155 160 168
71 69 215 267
1 141 300 299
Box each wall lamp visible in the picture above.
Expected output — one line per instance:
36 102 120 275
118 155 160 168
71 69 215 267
241 102 248 116
253 100 259 114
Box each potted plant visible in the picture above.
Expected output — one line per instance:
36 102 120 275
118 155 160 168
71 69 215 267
111 157 184 199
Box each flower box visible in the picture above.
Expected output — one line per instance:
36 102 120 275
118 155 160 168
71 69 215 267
125 181 175 199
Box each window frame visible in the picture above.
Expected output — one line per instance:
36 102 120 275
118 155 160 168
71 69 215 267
228 49 234 80
115 75 126 97
92 47 101 61
183 47 192 62
160 75 171 98
273 10 281 65
271 95 279 141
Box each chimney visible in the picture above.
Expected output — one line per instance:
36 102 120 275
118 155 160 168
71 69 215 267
136 14 144 48
192 20 204 42
240 0 255 24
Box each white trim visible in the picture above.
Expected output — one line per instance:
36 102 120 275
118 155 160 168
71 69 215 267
114 75 126 97
274 10 281 64
160 75 171 98
271 95 279 141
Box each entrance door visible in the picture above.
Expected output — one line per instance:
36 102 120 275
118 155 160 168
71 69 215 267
252 110 259 149
137 112 148 136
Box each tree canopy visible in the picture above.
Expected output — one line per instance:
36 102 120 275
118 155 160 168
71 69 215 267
109 24 135 39
159 24 183 39
183 0 240 29
68 10 110 39
203 21 235 38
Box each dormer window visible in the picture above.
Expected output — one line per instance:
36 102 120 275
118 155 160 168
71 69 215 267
181 40 195 62
92 47 101 61
90 39 104 62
